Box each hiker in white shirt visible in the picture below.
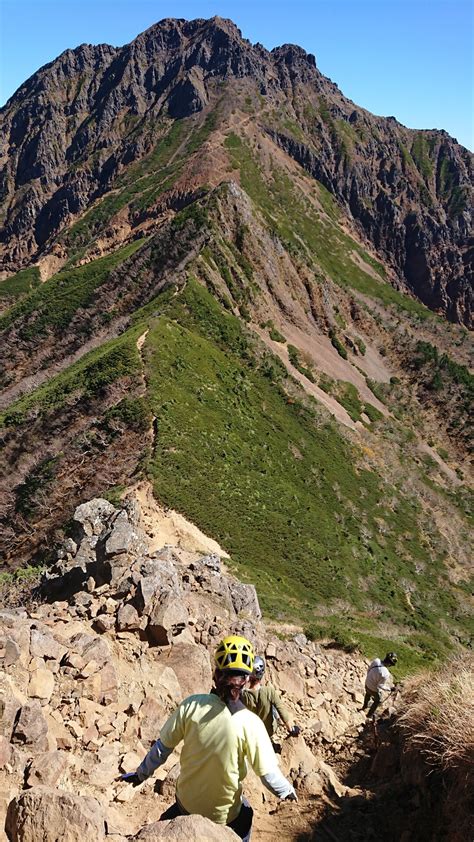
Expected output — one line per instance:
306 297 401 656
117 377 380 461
361 652 397 717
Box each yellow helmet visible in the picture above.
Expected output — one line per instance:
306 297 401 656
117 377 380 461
215 635 255 674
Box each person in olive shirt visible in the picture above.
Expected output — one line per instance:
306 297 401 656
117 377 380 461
242 656 300 740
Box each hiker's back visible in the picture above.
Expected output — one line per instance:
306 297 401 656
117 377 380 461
242 685 276 734
164 693 272 824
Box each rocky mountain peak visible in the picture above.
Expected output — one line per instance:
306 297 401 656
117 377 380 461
271 43 317 70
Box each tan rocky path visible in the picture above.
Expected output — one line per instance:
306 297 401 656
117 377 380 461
0 493 390 841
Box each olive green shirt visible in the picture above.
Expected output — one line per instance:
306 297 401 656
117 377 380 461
241 684 292 737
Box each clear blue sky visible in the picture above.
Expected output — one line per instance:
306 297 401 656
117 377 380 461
1 0 473 150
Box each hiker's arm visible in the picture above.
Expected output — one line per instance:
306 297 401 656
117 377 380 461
136 738 173 781
136 700 187 781
260 768 297 801
271 687 293 731
248 717 297 801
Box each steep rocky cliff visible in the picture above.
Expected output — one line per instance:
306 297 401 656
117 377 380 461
0 17 472 324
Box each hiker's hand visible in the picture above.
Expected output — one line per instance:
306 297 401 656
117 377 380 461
289 725 300 737
284 790 298 802
118 772 142 786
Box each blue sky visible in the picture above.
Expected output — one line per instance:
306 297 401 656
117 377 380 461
1 0 473 149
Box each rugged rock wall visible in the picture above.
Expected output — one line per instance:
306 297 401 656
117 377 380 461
0 16 472 323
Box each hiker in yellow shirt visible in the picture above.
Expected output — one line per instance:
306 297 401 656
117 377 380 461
122 635 296 841
242 656 300 742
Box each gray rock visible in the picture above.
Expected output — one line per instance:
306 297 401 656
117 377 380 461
0 609 28 624
199 553 221 572
72 539 96 572
135 559 180 614
12 701 48 748
147 595 189 645
122 495 141 526
64 538 77 555
293 633 308 647
105 511 135 556
68 633 111 667
94 615 116 633
30 628 68 662
73 498 117 538
117 603 140 632
229 582 262 621
1 636 22 666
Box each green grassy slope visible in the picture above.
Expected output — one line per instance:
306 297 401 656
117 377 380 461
142 280 471 674
0 239 145 339
0 325 144 427
0 266 41 303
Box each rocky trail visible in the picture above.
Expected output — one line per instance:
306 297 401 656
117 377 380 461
0 492 413 842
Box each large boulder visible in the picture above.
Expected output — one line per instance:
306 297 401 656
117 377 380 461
5 787 106 841
117 603 141 632
73 498 116 539
132 814 239 840
147 595 189 645
0 676 24 740
28 668 55 702
135 559 180 615
138 697 167 747
105 510 147 559
161 643 212 697
29 628 67 662
25 750 68 788
68 632 111 667
12 702 48 750
228 582 262 621
0 635 22 667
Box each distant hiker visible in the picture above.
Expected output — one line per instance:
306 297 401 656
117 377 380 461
361 652 398 717
121 635 297 842
242 655 300 741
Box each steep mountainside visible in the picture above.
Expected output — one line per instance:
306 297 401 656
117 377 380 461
0 17 472 672
1 17 472 323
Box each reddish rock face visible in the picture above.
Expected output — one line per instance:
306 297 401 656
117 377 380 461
0 16 471 326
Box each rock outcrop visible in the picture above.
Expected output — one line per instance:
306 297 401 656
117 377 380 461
0 495 373 841
6 787 107 842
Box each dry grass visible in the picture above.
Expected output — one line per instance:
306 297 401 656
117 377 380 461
397 656 474 841
397 656 474 773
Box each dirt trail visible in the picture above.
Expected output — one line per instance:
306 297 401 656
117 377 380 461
133 479 230 557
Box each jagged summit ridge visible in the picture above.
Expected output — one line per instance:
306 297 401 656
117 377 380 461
0 15 472 324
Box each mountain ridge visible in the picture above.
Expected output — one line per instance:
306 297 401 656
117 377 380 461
1 16 472 324
0 17 472 673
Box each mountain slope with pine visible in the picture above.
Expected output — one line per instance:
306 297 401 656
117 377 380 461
0 17 472 671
